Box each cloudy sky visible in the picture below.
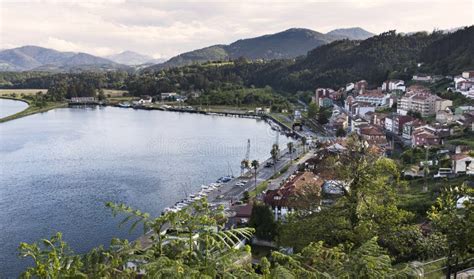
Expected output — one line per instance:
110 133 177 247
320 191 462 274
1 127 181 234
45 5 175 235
0 0 472 59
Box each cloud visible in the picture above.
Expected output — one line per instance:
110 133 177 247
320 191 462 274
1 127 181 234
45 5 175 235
1 0 472 59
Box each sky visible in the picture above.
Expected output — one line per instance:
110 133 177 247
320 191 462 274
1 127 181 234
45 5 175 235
0 0 473 59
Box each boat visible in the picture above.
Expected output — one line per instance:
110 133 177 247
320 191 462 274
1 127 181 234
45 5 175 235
118 102 131 108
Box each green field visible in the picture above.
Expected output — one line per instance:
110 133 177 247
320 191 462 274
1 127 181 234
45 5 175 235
0 89 48 97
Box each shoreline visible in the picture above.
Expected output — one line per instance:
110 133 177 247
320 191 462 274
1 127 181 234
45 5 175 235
1 99 300 138
0 96 67 123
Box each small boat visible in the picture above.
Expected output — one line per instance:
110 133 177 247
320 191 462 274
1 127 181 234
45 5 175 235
118 102 131 108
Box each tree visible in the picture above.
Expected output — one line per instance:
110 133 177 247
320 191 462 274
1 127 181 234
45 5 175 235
97 88 106 101
248 203 278 241
251 160 259 188
301 136 307 153
307 102 319 118
429 185 474 278
270 144 279 175
317 107 331 125
287 142 294 161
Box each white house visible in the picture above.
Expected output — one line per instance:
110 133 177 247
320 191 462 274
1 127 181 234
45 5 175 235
161 92 178 100
355 92 390 107
451 154 474 174
413 74 433 82
382 80 406 92
384 117 394 132
345 82 355 92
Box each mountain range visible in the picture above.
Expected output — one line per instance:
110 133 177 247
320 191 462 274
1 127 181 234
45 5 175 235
153 27 374 69
106 51 165 66
0 46 131 72
0 27 373 72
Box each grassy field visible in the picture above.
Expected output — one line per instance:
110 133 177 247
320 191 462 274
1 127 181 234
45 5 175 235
0 89 48 97
103 89 128 97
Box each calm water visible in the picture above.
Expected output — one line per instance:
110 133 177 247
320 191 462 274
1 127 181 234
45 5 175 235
0 107 289 277
0 99 28 118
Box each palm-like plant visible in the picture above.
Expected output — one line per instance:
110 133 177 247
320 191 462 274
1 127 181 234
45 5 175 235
251 159 259 188
301 136 307 153
271 144 279 175
287 142 294 161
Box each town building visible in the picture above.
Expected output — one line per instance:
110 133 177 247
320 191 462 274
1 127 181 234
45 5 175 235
160 92 178 100
355 90 390 107
263 172 324 220
314 88 341 108
358 125 388 146
402 119 425 140
382 80 406 92
451 154 474 174
353 80 368 95
70 96 96 103
413 74 432 82
411 126 441 147
393 115 415 135
397 87 452 117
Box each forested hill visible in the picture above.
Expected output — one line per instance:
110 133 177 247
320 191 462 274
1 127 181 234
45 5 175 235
149 27 374 70
419 26 474 74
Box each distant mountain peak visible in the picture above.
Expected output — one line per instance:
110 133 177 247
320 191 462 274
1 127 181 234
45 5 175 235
106 50 163 65
326 27 375 40
0 45 128 72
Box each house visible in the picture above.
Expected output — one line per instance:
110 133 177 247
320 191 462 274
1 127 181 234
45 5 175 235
331 113 349 130
462 71 474 79
413 74 433 83
346 82 355 92
137 95 152 104
411 126 441 147
263 172 324 220
161 92 178 100
351 117 369 132
402 119 425 140
354 80 368 95
451 154 474 174
355 90 390 106
358 125 388 146
314 88 338 108
384 116 394 132
394 115 414 135
228 203 253 226
413 74 432 82
436 109 455 124
371 112 387 128
70 96 96 103
382 80 406 92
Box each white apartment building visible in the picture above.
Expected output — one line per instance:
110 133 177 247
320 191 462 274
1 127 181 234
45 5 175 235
355 92 389 106
398 91 452 117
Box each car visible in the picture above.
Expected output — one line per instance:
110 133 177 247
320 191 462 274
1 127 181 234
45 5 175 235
235 181 246 187
264 162 273 168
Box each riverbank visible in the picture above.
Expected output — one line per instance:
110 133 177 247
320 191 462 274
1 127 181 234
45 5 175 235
0 96 67 123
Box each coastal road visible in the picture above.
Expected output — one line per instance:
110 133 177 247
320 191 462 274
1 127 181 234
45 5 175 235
207 145 305 204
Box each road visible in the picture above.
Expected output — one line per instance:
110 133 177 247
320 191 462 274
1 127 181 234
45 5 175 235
206 145 305 204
